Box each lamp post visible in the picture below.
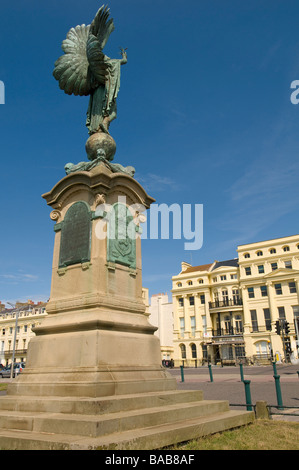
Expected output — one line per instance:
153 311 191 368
7 302 20 379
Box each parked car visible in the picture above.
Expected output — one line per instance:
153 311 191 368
0 362 25 378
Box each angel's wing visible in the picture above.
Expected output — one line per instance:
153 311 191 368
53 24 93 96
53 6 115 96
89 5 115 50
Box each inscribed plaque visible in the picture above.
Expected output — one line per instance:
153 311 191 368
59 201 91 268
107 203 136 269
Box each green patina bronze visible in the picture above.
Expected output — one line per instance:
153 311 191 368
53 5 135 175
58 202 92 268
107 203 136 269
53 5 127 136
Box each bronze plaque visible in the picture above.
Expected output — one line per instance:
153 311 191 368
59 202 91 268
107 203 136 269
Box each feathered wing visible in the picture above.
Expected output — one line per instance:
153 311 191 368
53 24 93 96
53 5 115 96
89 4 115 49
87 5 115 83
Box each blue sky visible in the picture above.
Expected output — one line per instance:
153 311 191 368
1 0 299 305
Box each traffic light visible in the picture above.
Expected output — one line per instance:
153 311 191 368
285 342 292 354
275 320 281 335
284 321 290 335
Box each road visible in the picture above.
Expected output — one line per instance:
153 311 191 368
167 363 299 419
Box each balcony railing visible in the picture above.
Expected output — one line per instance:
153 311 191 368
212 327 244 337
209 298 243 309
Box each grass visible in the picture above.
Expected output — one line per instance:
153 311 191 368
0 384 8 392
167 420 299 450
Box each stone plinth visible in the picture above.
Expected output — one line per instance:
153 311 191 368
8 163 176 397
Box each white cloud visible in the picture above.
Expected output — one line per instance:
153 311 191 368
0 273 38 283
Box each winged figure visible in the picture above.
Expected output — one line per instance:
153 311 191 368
53 5 127 135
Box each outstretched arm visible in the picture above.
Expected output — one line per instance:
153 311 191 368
120 48 127 65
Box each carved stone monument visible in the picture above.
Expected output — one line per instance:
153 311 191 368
0 5 254 449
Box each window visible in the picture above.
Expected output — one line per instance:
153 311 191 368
222 290 229 302
292 306 299 320
275 283 282 295
202 344 208 361
271 262 278 271
190 317 196 337
24 325 28 333
250 310 258 332
260 285 268 297
220 275 227 281
255 341 269 357
189 296 194 306
178 298 184 307
1 329 5 336
180 318 185 338
198 279 204 284
9 327 13 334
245 267 251 276
187 280 193 286
278 306 286 320
269 248 276 254
263 308 271 331
258 265 264 274
231 274 237 279
180 344 186 359
191 343 197 358
289 282 297 294
283 246 290 252
177 282 182 287
284 260 292 269
200 294 205 304
248 287 255 298
214 292 219 301
257 251 263 256
244 253 250 258
235 315 243 333
232 289 240 303
224 315 232 334
202 315 207 334
212 277 217 282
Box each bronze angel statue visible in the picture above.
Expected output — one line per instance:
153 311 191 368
53 5 127 137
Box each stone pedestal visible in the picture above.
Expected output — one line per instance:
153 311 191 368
8 163 176 397
0 163 254 449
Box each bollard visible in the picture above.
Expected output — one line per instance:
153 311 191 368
239 362 244 382
273 375 283 410
208 363 213 382
255 401 270 420
180 365 184 383
297 371 299 379
243 380 253 411
272 361 278 376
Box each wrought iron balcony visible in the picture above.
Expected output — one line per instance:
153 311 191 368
209 298 243 309
212 326 244 337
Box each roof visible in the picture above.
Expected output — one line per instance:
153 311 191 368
182 263 213 274
212 259 239 271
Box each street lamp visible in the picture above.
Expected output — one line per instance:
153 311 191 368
7 302 20 379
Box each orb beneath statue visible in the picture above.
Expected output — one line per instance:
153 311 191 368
85 132 116 161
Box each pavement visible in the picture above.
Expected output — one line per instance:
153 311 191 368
167 363 299 422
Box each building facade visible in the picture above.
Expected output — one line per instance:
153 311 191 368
171 234 299 366
0 302 47 366
149 293 174 362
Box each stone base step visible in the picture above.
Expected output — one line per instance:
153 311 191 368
0 409 254 450
0 390 204 415
0 399 230 438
